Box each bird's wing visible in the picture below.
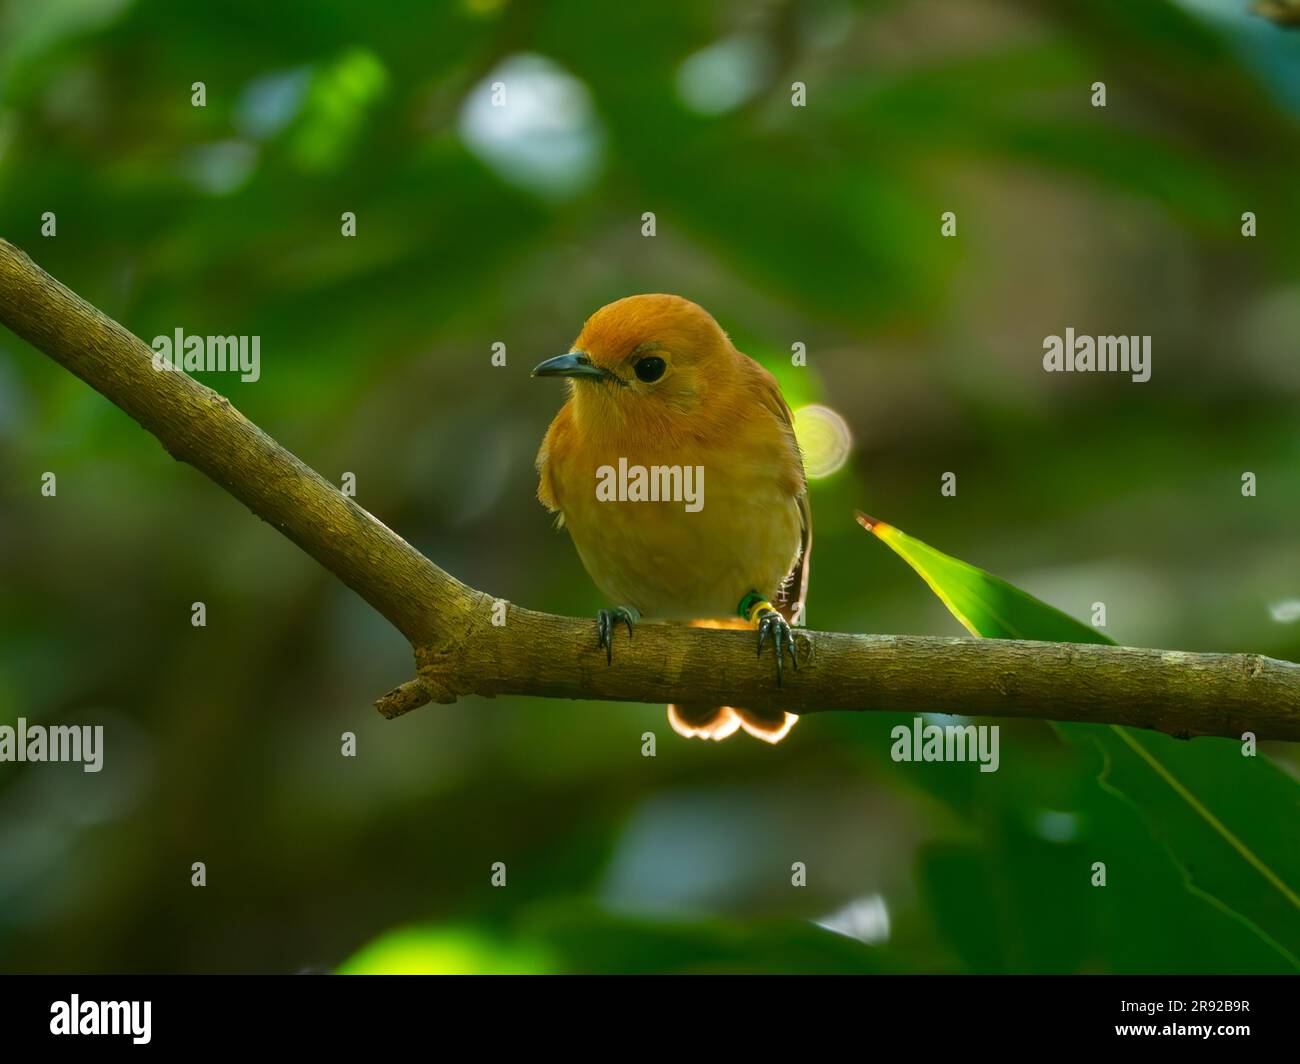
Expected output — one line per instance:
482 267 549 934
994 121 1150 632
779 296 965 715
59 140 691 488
535 408 571 528
781 488 812 627
750 362 812 627
536 404 572 511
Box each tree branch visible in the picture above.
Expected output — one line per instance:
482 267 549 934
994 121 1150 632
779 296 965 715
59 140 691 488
3 238 1299 742
0 238 486 646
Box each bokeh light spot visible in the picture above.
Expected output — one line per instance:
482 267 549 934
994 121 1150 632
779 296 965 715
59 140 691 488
459 53 603 199
793 403 853 478
675 34 773 115
1268 599 1300 623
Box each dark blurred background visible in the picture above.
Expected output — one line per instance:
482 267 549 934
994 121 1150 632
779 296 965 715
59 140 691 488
1 0 1298 973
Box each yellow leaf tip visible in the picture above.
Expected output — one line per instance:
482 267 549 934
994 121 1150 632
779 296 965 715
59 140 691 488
854 510 887 534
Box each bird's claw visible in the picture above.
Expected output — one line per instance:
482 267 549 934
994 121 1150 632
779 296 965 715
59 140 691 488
756 607 798 687
597 607 636 665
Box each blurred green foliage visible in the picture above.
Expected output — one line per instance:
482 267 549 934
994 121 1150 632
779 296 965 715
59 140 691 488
1 0 1298 973
870 515 1300 970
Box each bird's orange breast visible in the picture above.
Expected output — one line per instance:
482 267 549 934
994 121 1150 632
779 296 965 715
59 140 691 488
538 371 804 620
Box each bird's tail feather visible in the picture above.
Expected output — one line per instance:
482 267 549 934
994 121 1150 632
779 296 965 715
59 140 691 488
666 619 798 744
667 703 742 741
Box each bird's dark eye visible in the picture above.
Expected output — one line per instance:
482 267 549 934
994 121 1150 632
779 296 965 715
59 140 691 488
634 356 666 383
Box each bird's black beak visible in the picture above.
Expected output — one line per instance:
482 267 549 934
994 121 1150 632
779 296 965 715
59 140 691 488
531 351 613 382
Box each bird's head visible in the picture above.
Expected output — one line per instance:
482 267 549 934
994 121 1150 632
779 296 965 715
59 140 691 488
532 294 736 434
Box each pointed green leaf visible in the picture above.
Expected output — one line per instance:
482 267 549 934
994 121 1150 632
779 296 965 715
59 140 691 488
859 512 1300 968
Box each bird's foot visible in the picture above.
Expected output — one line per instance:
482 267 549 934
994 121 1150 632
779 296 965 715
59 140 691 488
747 598 798 687
596 606 638 665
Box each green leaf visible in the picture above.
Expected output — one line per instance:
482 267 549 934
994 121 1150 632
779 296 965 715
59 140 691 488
337 926 554 975
527 904 896 975
858 512 1300 969
337 907 897 974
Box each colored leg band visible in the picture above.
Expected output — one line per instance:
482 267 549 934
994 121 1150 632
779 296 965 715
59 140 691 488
738 592 775 623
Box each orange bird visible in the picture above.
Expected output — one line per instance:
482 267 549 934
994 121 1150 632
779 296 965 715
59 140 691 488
533 294 810 743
